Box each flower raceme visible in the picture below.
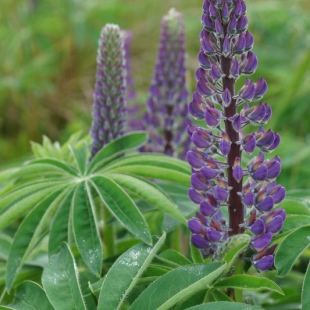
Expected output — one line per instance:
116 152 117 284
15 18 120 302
90 24 126 158
187 0 286 272
142 8 191 159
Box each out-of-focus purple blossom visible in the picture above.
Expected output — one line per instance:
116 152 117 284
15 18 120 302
123 31 136 103
187 0 285 272
90 24 126 158
122 31 143 132
141 8 191 159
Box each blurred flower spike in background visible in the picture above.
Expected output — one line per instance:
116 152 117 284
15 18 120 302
90 24 126 158
187 0 286 272
141 8 192 159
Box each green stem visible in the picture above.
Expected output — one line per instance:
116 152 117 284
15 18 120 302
234 259 245 302
0 287 6 304
103 206 115 257
171 225 182 253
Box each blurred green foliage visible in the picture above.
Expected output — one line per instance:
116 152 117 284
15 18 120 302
1 0 310 188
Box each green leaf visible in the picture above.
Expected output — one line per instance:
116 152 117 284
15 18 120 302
108 173 186 224
0 168 19 182
157 249 192 266
97 233 166 310
144 264 172 277
42 243 87 310
0 307 14 310
129 262 226 310
69 142 89 175
25 158 79 177
186 302 264 310
275 225 310 277
0 265 41 288
0 184 66 231
6 190 65 290
302 263 310 310
174 291 206 310
88 131 148 173
8 281 53 310
48 190 74 256
72 182 102 276
105 165 190 184
190 242 203 264
287 189 310 199
0 180 64 211
11 164 72 180
91 176 152 245
159 183 197 217
0 234 12 260
279 199 310 216
102 154 190 175
210 289 233 302
282 215 310 232
214 275 284 295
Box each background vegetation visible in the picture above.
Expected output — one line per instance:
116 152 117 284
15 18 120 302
1 0 310 189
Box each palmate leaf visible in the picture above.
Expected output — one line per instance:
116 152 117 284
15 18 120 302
97 233 166 310
90 176 152 245
42 243 87 310
1 131 197 292
72 181 102 276
5 189 72 291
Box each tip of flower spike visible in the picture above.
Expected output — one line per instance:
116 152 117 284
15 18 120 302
104 24 120 31
166 8 180 19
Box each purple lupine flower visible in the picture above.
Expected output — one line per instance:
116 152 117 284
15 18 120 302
187 0 286 272
142 8 191 159
90 24 126 158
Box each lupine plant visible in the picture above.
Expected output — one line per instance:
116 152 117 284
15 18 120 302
0 1 310 310
142 8 192 159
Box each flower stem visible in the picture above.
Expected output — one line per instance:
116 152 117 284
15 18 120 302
221 27 244 237
234 259 245 302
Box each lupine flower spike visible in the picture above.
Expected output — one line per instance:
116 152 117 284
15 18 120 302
142 8 191 159
90 24 126 158
187 0 286 272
